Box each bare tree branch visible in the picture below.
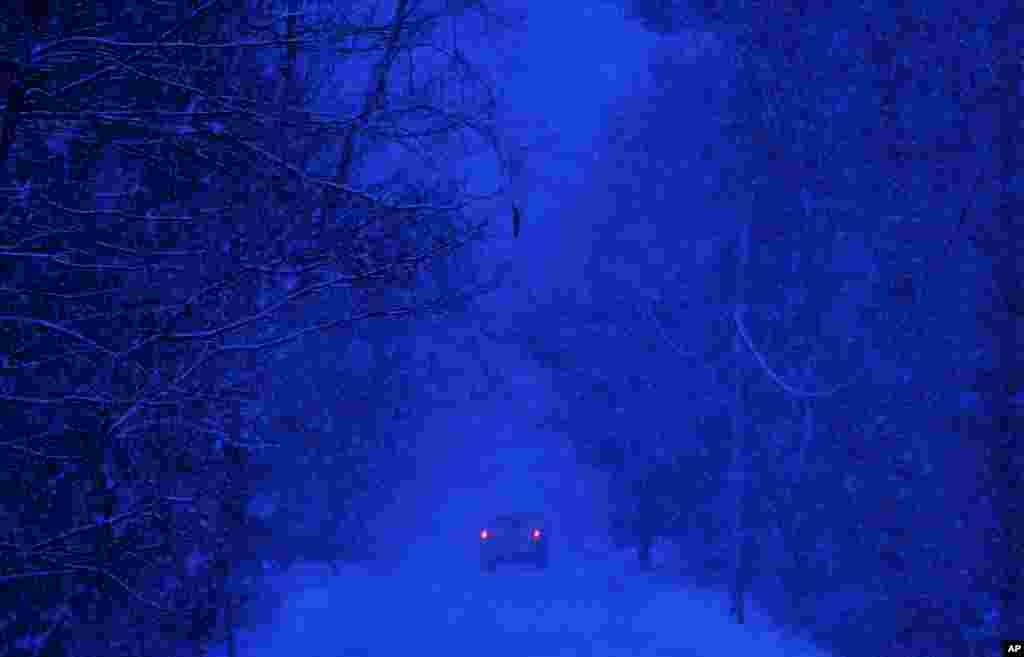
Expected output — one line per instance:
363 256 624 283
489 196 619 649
732 305 863 398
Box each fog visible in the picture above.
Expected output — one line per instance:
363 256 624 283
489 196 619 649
209 3 829 656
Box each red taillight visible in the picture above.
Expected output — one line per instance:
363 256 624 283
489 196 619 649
480 529 489 540
532 529 541 540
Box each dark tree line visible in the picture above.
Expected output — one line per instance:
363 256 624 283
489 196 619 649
529 2 1019 656
0 0 512 654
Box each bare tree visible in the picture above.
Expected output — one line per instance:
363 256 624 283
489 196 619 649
0 0 516 653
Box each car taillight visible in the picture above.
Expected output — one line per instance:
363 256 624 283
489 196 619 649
532 529 541 540
480 529 489 540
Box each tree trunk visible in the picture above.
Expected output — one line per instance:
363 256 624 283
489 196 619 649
0 6 37 180
335 0 411 188
727 217 753 624
220 403 247 657
638 533 653 570
984 2 1023 643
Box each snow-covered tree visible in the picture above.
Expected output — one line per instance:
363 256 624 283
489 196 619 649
0 0 516 653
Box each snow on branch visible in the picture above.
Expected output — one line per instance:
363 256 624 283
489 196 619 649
641 296 698 359
638 295 724 390
0 569 79 584
0 316 116 356
732 305 862 398
35 37 320 56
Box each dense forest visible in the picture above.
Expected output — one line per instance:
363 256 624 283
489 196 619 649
1 1 1020 656
596 2 1021 654
0 1 513 654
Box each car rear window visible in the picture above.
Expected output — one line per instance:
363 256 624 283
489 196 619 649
493 513 542 526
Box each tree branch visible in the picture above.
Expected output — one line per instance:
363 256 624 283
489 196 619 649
732 305 862 398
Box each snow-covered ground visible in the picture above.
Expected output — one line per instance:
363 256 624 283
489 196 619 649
210 326 832 657
219 523 831 657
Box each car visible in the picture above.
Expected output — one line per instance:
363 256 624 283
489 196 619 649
479 511 550 573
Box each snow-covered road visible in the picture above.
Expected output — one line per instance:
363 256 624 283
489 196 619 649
212 328 831 657
236 520 830 657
